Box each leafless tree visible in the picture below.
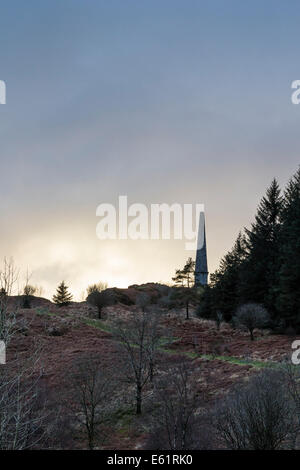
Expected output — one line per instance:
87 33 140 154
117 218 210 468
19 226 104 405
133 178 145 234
86 282 108 296
0 258 19 345
0 350 51 449
34 285 44 297
278 361 300 448
112 309 162 414
234 303 269 340
136 295 162 382
214 369 295 449
65 355 114 449
148 363 207 450
0 257 18 297
145 316 161 383
0 260 52 449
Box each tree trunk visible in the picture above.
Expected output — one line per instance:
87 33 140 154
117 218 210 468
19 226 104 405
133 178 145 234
88 432 94 450
149 359 154 382
98 307 102 319
136 384 142 414
186 301 189 320
87 417 95 450
250 329 254 341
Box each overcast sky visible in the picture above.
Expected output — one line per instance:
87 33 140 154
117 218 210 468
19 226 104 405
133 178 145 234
0 1 300 298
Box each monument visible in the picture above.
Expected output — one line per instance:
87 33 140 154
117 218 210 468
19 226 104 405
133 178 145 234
195 211 208 286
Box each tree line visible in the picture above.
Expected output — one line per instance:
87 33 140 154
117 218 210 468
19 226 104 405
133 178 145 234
198 167 300 333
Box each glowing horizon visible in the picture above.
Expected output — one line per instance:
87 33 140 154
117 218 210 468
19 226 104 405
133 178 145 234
1 1 299 300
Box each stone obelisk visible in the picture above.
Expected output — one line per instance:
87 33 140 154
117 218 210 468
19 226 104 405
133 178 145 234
195 211 208 286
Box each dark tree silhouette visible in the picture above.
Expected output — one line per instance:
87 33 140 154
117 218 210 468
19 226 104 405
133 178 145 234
198 169 300 332
214 370 295 449
172 257 195 288
275 168 300 330
112 311 161 414
86 290 114 319
65 356 114 450
149 363 207 450
234 303 270 341
172 258 199 320
52 281 73 306
239 179 282 310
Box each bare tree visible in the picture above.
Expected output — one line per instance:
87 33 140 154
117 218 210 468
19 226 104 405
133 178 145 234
144 315 161 383
86 282 108 296
214 369 295 450
278 361 300 448
0 260 52 449
0 257 18 297
148 363 207 450
112 310 162 414
234 303 269 340
35 286 44 297
136 294 162 382
0 258 19 345
0 350 51 449
65 355 113 450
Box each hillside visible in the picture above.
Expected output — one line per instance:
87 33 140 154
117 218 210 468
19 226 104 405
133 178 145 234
5 284 297 450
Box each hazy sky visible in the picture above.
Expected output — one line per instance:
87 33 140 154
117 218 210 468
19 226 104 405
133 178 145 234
1 1 300 299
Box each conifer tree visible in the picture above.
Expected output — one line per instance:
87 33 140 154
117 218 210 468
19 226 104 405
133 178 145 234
239 179 282 310
275 168 300 330
172 257 195 288
53 281 73 306
172 258 198 319
199 168 300 332
208 232 246 320
196 285 213 319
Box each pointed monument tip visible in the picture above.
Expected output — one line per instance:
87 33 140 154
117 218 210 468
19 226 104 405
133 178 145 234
195 210 208 286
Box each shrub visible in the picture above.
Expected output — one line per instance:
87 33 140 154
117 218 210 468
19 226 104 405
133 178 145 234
86 282 108 296
233 303 269 340
146 364 209 450
86 290 114 319
214 369 295 449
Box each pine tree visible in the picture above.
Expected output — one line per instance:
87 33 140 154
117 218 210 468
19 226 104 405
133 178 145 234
275 168 300 330
172 257 195 288
53 281 73 306
196 285 212 319
239 179 282 310
172 258 198 319
204 168 300 332
209 232 247 320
